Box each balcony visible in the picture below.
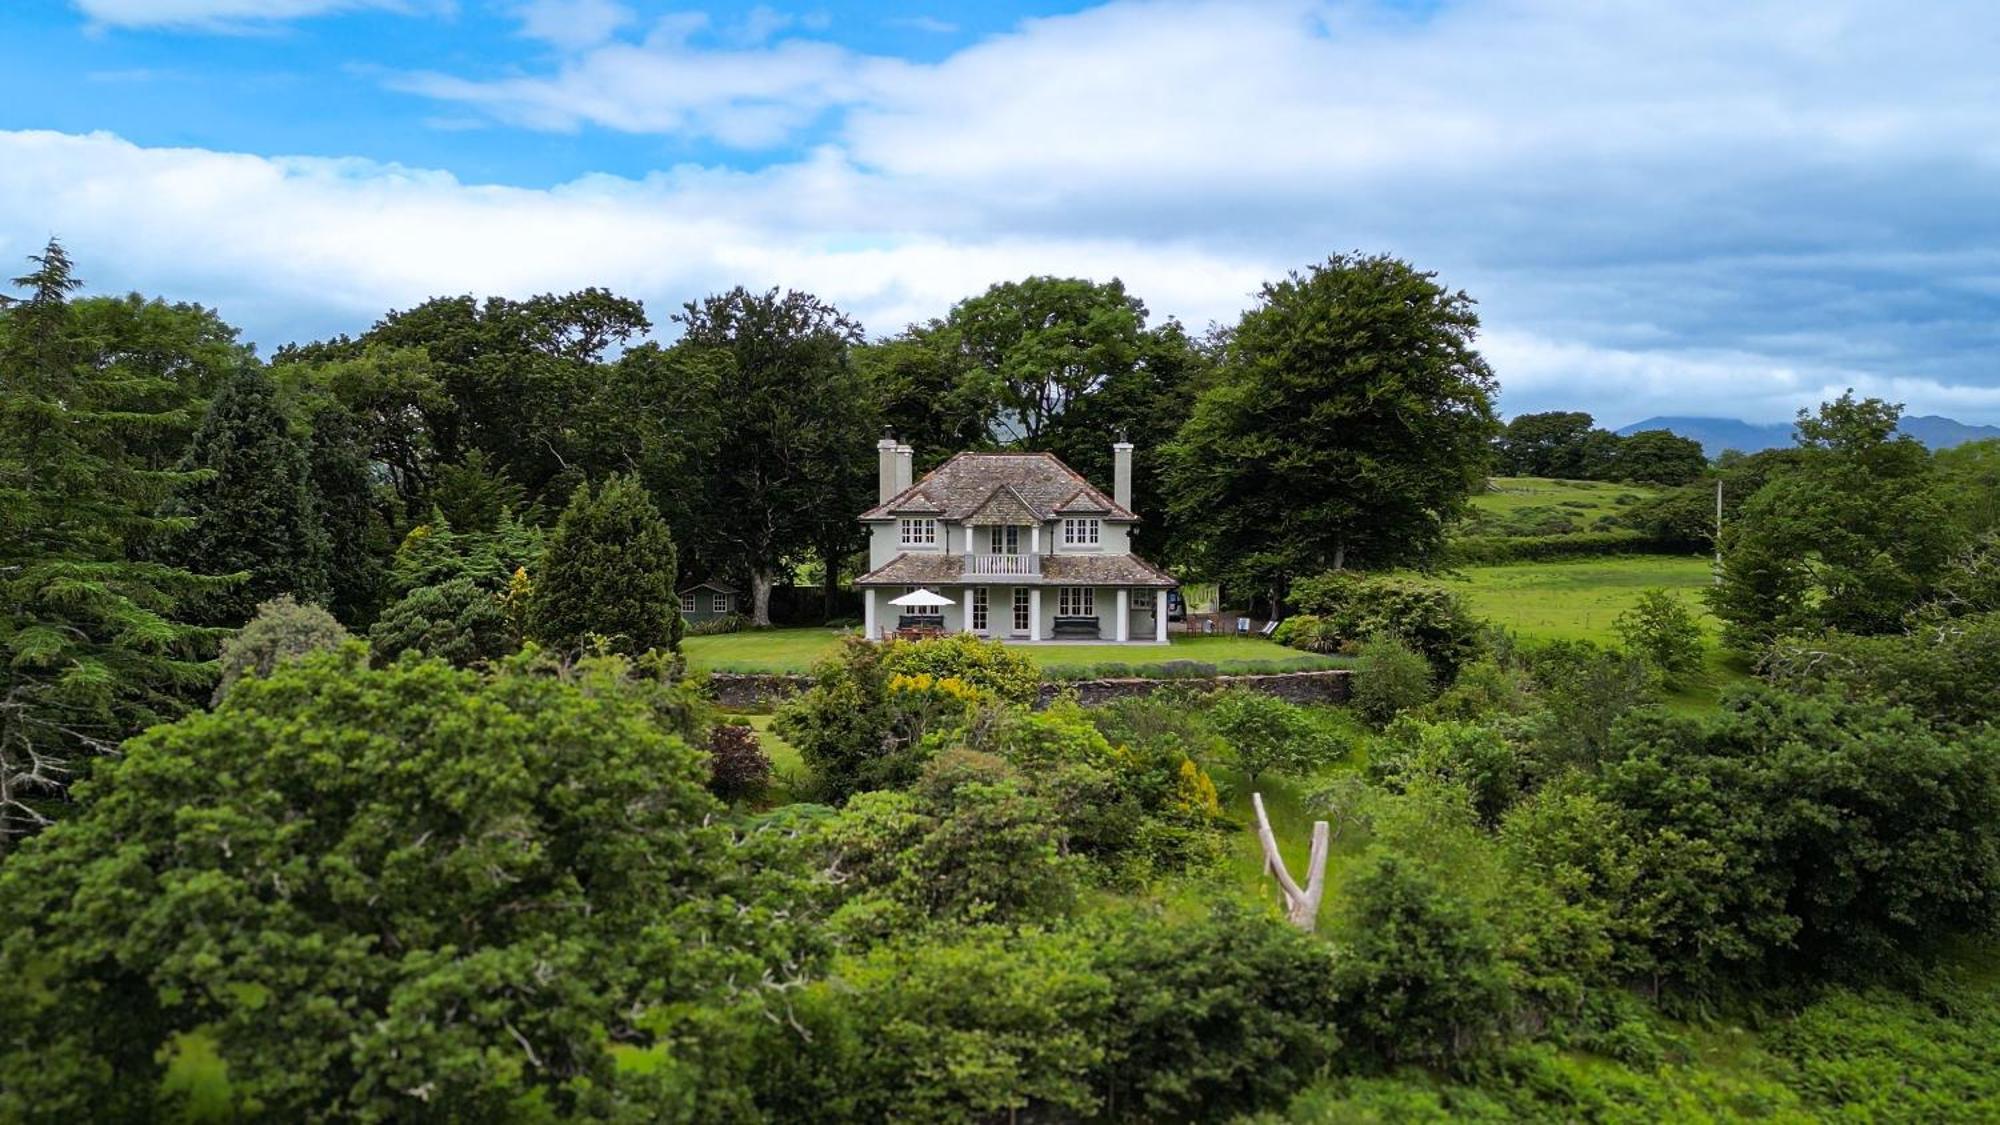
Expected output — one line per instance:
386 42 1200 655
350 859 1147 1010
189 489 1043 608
964 552 1042 577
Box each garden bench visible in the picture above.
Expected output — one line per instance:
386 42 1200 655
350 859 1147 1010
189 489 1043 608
1051 617 1100 639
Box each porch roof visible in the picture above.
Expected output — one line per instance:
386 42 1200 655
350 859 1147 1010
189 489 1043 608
854 552 1177 589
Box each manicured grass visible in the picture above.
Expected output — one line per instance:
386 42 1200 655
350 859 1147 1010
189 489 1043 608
1442 554 1719 644
683 626 856 673
684 628 1316 676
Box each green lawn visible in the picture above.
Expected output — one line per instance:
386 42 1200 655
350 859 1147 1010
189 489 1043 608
685 628 1320 675
1442 554 1718 644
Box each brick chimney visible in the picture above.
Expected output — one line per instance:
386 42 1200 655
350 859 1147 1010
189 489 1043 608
1112 440 1134 513
878 434 900 503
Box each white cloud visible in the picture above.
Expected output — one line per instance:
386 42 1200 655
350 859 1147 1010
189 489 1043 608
513 0 632 51
19 0 2000 425
72 0 425 31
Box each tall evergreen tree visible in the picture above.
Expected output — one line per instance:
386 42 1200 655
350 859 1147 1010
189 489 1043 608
169 367 332 623
528 474 681 657
0 241 225 851
306 405 390 626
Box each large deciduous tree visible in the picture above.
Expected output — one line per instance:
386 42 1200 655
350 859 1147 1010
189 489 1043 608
939 276 1149 446
1163 253 1499 602
168 366 333 623
1713 393 1959 647
0 241 225 851
529 473 682 657
677 287 874 625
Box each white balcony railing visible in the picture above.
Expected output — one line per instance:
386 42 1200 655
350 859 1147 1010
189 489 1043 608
964 553 1042 577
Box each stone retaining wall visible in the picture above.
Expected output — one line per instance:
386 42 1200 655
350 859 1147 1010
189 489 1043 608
706 673 814 709
708 668 1352 710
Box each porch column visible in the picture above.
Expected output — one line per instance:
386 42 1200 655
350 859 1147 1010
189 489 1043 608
864 588 877 640
1115 588 1129 642
1155 589 1168 643
1030 588 1042 641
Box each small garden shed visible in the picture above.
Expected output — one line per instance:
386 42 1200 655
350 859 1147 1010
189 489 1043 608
678 581 739 625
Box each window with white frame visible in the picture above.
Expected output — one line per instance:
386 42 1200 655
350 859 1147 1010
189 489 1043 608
899 518 937 547
903 587 943 617
1062 518 1100 547
711 593 729 614
1058 587 1095 617
988 525 1020 554
969 587 988 631
679 594 696 613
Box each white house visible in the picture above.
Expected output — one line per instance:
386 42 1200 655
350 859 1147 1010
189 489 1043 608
855 438 1177 643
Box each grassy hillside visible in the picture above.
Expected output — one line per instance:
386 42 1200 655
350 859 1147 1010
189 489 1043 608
1460 476 1661 538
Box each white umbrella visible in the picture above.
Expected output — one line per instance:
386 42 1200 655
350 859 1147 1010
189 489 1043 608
887 588 955 608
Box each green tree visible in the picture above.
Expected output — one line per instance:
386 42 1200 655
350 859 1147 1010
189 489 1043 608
941 276 1150 446
1613 589 1707 687
1164 254 1498 601
855 328 1002 469
676 287 873 624
1206 688 1344 784
1933 437 2000 535
304 405 391 626
366 576 518 668
0 241 225 851
1714 394 1959 646
1613 429 1709 486
1496 411 1604 478
1330 852 1513 1067
212 594 349 703
168 366 333 623
67 292 252 470
0 650 798 1120
528 474 681 657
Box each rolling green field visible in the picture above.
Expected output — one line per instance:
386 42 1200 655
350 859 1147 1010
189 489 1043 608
1442 553 1719 644
1461 476 1660 537
685 629 1319 674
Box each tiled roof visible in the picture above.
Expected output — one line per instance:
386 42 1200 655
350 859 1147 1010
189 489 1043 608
855 552 1178 589
1040 553 1178 589
677 580 739 595
963 483 1041 527
860 452 1136 522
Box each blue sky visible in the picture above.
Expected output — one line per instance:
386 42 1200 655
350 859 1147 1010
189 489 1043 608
3 0 1997 426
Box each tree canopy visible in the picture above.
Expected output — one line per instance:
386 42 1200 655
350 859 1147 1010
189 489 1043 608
1164 253 1499 597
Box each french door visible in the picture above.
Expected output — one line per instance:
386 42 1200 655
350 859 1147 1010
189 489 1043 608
970 587 988 633
1012 588 1031 634
988 525 1021 554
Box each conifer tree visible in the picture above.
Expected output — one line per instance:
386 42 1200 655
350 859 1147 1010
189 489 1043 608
169 366 333 623
529 474 681 657
306 406 389 626
0 240 225 850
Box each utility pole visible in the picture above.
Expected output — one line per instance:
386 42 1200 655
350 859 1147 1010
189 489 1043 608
1713 477 1724 585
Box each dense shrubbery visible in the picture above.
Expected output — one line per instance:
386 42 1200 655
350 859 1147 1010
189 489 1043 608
1762 610 2000 733
1613 587 1707 687
1445 530 1677 565
365 575 518 667
0 650 788 1120
1287 571 1483 678
1206 688 1346 783
1351 633 1437 726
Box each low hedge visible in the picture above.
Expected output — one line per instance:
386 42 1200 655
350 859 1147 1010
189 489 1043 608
1039 655 1351 682
1444 530 1685 565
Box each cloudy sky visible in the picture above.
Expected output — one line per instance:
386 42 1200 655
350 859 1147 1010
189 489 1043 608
4 0 1997 425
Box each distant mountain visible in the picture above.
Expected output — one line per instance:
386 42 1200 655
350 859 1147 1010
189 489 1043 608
1615 415 2000 457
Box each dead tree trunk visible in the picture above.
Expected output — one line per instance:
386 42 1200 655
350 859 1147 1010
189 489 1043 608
1253 791 1329 931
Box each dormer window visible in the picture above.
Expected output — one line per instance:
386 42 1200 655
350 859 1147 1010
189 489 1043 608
1062 518 1100 547
900 518 937 547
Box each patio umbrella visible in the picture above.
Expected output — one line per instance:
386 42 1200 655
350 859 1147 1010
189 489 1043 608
887 588 955 608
